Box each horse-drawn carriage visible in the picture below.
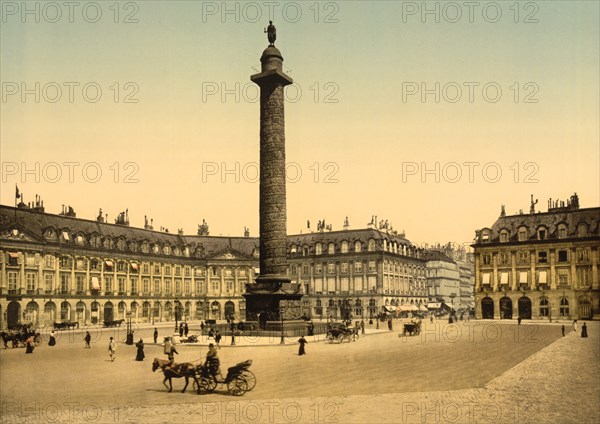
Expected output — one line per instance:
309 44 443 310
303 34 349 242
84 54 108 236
402 321 422 336
152 358 255 396
103 319 125 328
53 321 79 330
1 324 41 348
193 359 255 396
325 323 357 344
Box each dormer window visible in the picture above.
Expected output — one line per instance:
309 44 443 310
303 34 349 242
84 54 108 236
518 227 528 242
163 245 171 255
499 230 509 243
355 241 362 253
315 243 323 255
62 230 70 241
153 244 159 254
368 239 376 252
341 241 348 253
557 224 567 239
290 245 297 254
481 231 490 242
328 243 335 254
117 239 126 250
578 223 588 238
537 228 547 241
76 234 84 245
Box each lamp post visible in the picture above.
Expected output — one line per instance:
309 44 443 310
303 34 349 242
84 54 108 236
126 310 133 345
279 307 285 344
174 298 180 332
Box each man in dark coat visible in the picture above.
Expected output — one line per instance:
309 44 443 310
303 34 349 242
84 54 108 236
135 339 145 361
298 336 307 355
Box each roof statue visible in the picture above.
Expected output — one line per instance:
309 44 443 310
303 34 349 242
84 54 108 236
265 20 276 45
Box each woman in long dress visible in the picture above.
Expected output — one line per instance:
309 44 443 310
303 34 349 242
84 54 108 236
135 339 145 361
48 331 56 346
298 336 307 355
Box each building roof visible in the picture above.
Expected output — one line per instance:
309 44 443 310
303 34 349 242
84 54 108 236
0 205 419 259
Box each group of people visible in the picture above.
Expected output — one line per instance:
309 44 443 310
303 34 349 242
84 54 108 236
563 320 588 338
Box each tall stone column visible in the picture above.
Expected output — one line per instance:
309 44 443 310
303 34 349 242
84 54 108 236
244 25 303 331
252 45 293 284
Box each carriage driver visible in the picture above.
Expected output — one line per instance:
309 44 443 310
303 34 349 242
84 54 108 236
204 343 221 380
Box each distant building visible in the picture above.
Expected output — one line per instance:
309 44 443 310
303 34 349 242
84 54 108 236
473 194 599 320
0 203 427 329
423 244 475 311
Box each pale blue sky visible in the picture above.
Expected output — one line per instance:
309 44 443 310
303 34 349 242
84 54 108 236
1 1 598 245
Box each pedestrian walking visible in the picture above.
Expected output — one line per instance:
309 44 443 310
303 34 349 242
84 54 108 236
430 315 433 324
48 330 56 346
298 336 307 355
164 338 178 363
360 320 365 335
573 320 578 333
215 330 222 348
108 337 116 361
179 323 184 337
25 336 35 354
153 327 158 344
84 331 91 348
517 317 522 325
388 319 393 331
184 323 189 337
581 322 588 338
135 338 145 361
561 325 565 337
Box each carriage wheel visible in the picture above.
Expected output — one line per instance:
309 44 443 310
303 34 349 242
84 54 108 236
240 370 256 391
336 334 344 343
196 377 217 394
227 376 247 396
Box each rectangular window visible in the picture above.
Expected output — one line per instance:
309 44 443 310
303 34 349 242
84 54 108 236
154 264 161 274
175 266 181 276
195 279 204 294
45 255 55 268
354 262 362 272
315 264 322 275
211 281 219 292
558 250 568 263
538 251 548 263
26 273 36 292
341 263 348 273
518 252 529 264
557 269 569 286
164 265 171 275
184 267 191 277
227 281 234 292
327 263 335 274
105 276 113 292
368 261 376 272
60 274 70 294
45 274 54 292
153 279 161 295
143 278 150 294
165 280 171 294
185 279 191 294
118 277 126 293
175 279 182 294
143 263 150 274
303 265 309 275
8 272 18 291
76 274 84 293
131 277 138 294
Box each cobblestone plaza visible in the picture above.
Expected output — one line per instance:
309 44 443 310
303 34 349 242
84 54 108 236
1 319 598 423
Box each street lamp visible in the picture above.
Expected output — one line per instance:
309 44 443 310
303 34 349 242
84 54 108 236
174 298 180 332
126 310 133 345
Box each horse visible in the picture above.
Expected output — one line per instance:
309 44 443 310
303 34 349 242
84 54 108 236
152 358 198 393
1 332 22 348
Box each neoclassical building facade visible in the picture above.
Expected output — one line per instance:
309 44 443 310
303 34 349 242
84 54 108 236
473 194 599 320
0 203 427 329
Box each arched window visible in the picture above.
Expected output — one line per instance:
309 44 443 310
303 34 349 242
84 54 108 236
499 230 509 243
341 241 348 254
354 241 362 253
315 243 322 255
328 243 335 254
557 224 568 239
368 239 376 252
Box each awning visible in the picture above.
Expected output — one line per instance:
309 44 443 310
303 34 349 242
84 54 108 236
105 260 113 267
519 271 528 283
482 273 490 284
427 302 442 309
384 305 396 312
398 305 418 312
9 252 19 258
500 272 509 285
253 267 260 275
131 263 138 270
90 277 100 290
419 305 428 312
539 270 547 284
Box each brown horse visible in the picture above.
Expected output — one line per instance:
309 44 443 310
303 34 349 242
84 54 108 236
152 358 198 393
